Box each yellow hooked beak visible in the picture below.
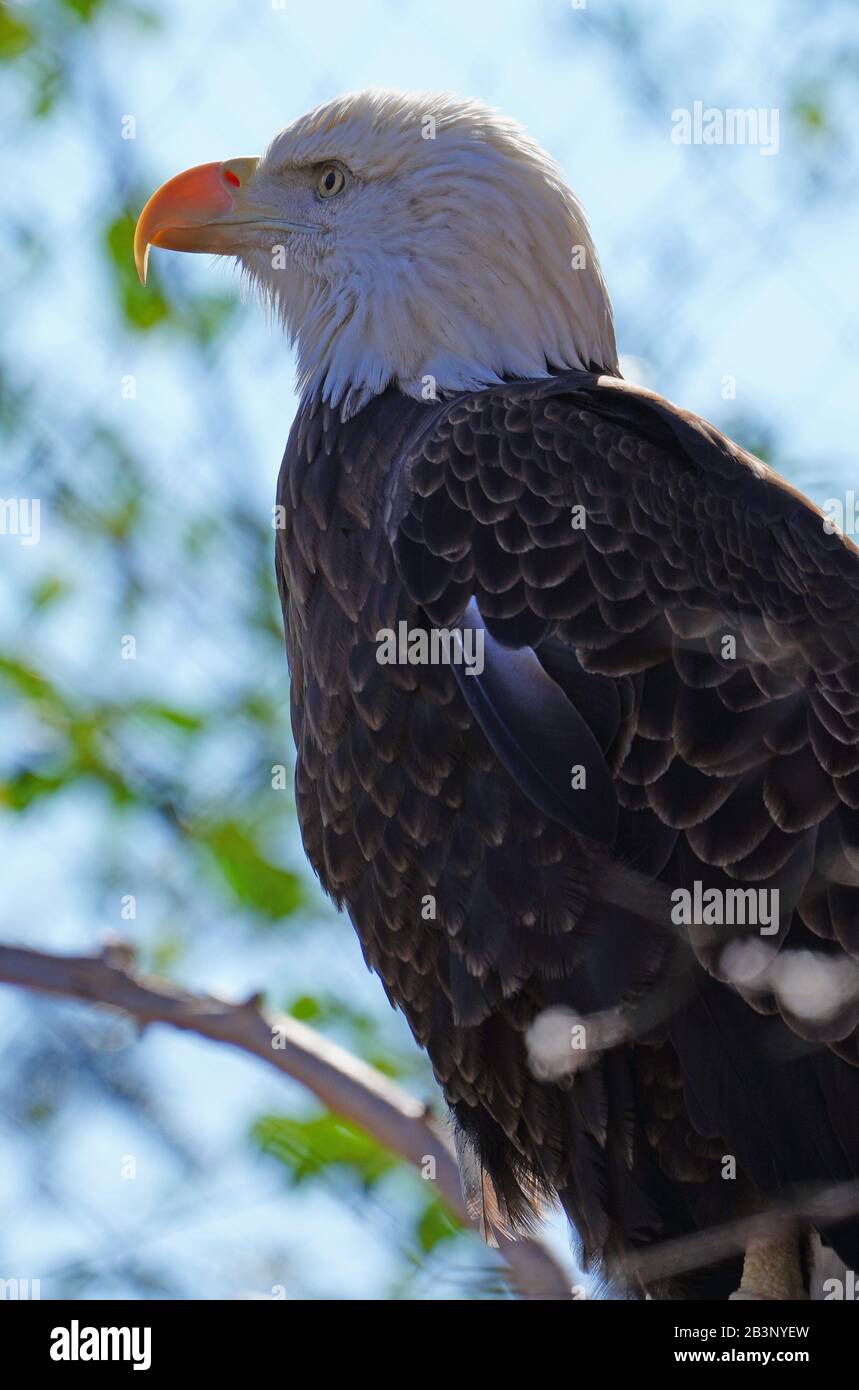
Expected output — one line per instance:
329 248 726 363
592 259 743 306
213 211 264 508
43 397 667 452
134 157 317 285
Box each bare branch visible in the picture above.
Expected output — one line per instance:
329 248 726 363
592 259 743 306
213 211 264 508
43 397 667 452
615 1181 859 1285
0 941 571 1301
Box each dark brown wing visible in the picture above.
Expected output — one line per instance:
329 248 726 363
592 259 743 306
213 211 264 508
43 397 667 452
388 370 859 1039
386 369 859 1261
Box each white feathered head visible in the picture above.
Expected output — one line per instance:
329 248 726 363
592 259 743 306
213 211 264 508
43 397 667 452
136 89 618 416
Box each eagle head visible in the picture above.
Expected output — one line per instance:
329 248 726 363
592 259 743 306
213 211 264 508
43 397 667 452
135 88 618 417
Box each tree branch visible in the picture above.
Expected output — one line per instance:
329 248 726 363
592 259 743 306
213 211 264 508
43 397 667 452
615 1180 859 1286
0 940 571 1301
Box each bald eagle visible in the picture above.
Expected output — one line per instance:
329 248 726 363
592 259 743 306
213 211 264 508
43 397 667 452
136 90 859 1299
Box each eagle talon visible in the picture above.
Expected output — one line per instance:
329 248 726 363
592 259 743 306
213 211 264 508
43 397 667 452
729 1233 808 1302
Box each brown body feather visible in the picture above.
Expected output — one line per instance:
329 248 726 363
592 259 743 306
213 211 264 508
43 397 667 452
276 370 859 1294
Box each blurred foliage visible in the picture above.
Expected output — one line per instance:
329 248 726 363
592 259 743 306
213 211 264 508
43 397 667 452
254 1112 401 1189
0 0 158 118
0 0 494 1303
253 1110 464 1273
288 993 410 1078
105 210 239 339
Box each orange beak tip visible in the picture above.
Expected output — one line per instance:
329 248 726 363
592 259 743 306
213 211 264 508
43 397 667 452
133 158 259 287
137 244 150 287
133 216 151 286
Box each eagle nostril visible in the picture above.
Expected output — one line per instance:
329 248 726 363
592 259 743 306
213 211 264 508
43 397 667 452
223 169 241 188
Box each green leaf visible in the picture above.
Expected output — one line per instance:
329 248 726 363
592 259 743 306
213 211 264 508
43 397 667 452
31 56 66 118
104 211 238 340
289 994 323 1023
0 767 68 811
252 1112 398 1188
0 653 61 706
0 7 35 62
200 820 303 919
134 702 207 734
791 90 829 138
148 934 185 975
415 1194 461 1253
105 212 171 331
60 0 108 24
29 575 73 612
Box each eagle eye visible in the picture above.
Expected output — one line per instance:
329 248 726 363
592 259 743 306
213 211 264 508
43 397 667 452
317 164 346 199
